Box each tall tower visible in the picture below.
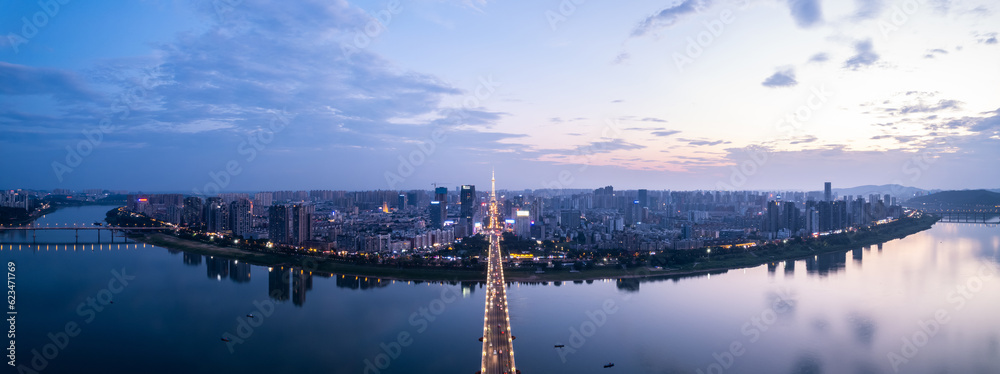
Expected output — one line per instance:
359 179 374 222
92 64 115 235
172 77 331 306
488 170 500 230
824 182 832 202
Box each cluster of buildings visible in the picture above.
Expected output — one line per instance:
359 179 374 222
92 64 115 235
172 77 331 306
0 190 33 211
116 181 908 256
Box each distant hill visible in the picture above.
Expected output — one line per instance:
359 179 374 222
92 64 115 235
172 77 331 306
831 184 927 200
906 190 1000 207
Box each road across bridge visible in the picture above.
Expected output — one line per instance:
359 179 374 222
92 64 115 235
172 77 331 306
479 171 518 374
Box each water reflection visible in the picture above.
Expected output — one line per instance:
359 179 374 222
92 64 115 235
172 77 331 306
5 206 1000 374
805 251 847 277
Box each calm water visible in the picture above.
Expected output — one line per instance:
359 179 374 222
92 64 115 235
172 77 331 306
2 206 999 374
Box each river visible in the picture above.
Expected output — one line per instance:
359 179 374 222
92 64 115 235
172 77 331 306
2 205 998 373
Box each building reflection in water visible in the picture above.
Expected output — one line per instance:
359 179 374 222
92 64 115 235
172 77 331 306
178 243 877 306
230 261 251 283
268 266 291 301
206 256 229 280
616 278 640 292
335 274 390 290
805 252 847 277
183 253 202 266
292 268 312 307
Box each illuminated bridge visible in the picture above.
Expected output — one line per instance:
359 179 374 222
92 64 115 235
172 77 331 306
479 171 518 374
0 224 174 244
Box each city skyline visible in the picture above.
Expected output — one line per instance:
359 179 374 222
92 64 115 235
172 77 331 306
2 1 999 191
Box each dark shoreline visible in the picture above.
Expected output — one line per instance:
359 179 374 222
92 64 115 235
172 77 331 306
132 214 941 282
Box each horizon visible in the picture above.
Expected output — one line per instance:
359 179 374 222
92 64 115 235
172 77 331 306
9 183 1000 196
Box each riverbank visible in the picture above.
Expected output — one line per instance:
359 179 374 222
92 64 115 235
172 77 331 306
133 214 940 282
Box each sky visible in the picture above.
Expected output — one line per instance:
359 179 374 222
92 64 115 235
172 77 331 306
1 0 998 193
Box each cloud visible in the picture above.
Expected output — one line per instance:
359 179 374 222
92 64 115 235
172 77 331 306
0 0 525 166
852 0 884 20
977 32 998 44
541 138 647 157
761 68 798 87
923 48 949 58
0 62 99 104
809 53 829 62
580 138 646 153
898 99 962 114
652 130 681 137
679 138 731 146
788 135 818 144
787 0 823 28
631 0 710 37
613 52 631 64
641 117 668 123
969 108 1000 132
844 39 879 70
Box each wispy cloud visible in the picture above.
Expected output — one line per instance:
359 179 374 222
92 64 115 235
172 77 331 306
652 130 682 137
923 48 949 58
852 0 884 20
631 0 710 37
809 53 829 62
976 32 998 44
844 39 879 70
0 62 99 104
762 68 798 87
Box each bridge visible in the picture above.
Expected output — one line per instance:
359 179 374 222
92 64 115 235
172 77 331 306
910 208 1000 223
0 224 174 244
479 171 518 374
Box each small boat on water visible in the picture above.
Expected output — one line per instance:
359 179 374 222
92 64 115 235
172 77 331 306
221 337 232 342
603 363 615 368
246 313 255 318
554 345 565 348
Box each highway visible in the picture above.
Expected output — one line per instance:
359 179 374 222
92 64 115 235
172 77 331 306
480 171 517 374
480 231 516 374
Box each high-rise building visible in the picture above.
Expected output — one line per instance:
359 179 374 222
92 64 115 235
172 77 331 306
182 196 203 227
766 201 781 233
253 192 273 216
229 198 253 238
560 210 581 229
460 185 476 236
268 205 291 245
824 182 832 202
204 197 229 233
637 189 648 208
429 201 444 228
514 210 531 239
783 202 799 233
806 207 819 234
219 193 250 205
430 187 448 228
625 200 642 226
291 204 313 245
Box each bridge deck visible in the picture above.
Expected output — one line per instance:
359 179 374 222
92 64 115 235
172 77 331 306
481 230 516 374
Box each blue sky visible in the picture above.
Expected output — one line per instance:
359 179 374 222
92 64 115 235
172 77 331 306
1 0 998 192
